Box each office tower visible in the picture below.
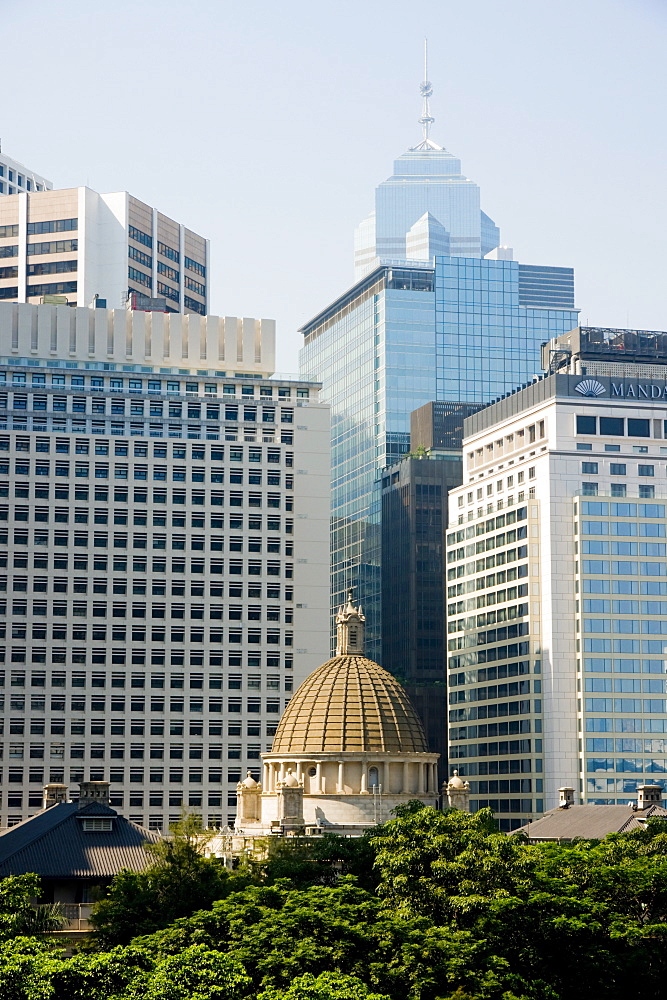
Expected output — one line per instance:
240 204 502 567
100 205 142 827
0 149 52 197
381 402 480 771
354 46 499 278
446 326 667 831
299 258 578 658
0 188 208 314
0 301 329 831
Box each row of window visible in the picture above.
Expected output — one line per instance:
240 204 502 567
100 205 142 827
27 239 78 256
449 739 534 759
6 593 293 618
449 720 533 740
586 698 667 713
449 640 531 670
0 460 291 480
0 374 306 399
467 421 546 468
581 483 656 498
581 560 667 576
2 718 273 737
1 484 291 505
128 266 151 288
447 506 528 546
582 461 657 476
3 763 264 781
585 678 667 692
3 657 292 684
2 510 289 531
449 698 536 723
6 398 296 421
587 738 667 752
448 584 529 614
584 619 667 635
448 602 529 634
0 261 79 280
576 415 653 437
449 679 533 704
26 281 77 297
4 578 290 598
449 660 532 687
583 599 667 614
584 657 666 673
4 672 286 691
27 218 77 235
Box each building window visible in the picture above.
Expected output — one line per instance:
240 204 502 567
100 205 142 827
582 483 598 496
627 419 650 437
638 465 655 477
609 464 626 476
599 417 624 436
581 462 599 475
576 415 596 434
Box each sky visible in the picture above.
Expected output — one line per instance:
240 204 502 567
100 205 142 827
2 0 666 372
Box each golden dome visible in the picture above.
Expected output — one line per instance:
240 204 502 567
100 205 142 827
271 654 428 755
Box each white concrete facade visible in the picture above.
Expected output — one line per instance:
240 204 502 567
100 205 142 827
447 372 667 830
0 303 330 832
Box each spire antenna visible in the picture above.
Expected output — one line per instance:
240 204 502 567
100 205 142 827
410 38 443 152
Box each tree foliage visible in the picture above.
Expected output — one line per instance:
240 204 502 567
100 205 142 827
2 807 667 999
91 814 251 946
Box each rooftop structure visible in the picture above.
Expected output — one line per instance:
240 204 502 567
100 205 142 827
514 785 667 842
353 43 500 278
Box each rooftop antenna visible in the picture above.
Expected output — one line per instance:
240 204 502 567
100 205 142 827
410 39 443 152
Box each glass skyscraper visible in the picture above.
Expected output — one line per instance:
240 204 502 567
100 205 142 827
300 259 578 658
299 69 579 663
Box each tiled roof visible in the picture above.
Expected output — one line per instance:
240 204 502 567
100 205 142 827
0 802 159 878
513 803 667 842
271 654 428 754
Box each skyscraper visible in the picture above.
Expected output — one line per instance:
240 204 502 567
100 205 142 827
354 43 499 279
447 328 667 830
0 188 208 314
300 257 577 659
0 301 330 831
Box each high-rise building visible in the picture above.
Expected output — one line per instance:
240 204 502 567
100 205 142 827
0 149 52 197
0 188 208 314
447 327 667 830
299 258 578 658
380 403 481 771
0 301 330 831
354 46 499 278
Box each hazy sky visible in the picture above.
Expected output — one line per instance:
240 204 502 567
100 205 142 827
3 0 665 371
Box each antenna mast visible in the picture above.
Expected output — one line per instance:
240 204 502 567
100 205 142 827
410 38 443 152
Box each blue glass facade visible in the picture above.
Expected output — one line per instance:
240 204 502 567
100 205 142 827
299 258 579 657
436 258 578 403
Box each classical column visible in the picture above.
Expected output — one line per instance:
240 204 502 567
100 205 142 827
360 767 368 794
315 762 322 794
337 761 344 793
402 761 410 794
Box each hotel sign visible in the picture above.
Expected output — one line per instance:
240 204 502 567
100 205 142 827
610 382 667 398
566 375 667 400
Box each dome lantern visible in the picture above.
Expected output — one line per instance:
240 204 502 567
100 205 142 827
335 589 366 655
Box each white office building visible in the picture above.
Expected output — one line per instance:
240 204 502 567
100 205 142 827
0 149 52 197
0 188 208 314
0 301 330 831
447 328 667 830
